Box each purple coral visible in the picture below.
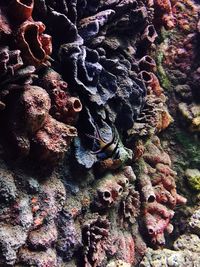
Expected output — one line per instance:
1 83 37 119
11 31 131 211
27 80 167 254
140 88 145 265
32 0 150 169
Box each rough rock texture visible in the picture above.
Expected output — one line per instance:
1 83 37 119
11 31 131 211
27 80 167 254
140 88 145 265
0 0 199 266
140 247 200 267
189 207 200 236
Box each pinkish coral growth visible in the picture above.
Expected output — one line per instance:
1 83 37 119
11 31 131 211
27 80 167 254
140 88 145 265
93 166 136 210
82 215 110 267
136 136 187 246
153 0 176 29
38 68 82 125
16 20 52 66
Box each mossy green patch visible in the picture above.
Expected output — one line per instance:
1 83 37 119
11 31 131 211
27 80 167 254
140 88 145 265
185 169 200 191
175 131 200 168
160 27 174 42
155 27 181 91
156 49 171 91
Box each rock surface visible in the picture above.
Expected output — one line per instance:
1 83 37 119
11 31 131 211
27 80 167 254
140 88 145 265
0 0 199 266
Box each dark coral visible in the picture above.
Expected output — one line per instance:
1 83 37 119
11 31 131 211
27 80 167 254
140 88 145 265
32 0 152 169
120 186 141 225
0 1 82 165
56 210 80 261
0 46 36 109
82 215 110 267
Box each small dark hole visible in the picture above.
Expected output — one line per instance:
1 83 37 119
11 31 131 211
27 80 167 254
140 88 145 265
146 56 153 63
148 195 155 203
148 228 154 234
118 187 123 194
73 99 82 110
104 191 111 199
142 71 151 82
20 0 33 6
148 25 155 38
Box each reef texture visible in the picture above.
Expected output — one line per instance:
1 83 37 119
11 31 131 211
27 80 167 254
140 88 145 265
135 136 187 246
140 207 200 267
0 0 199 267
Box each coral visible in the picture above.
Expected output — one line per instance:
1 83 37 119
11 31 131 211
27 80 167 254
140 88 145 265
56 210 80 261
82 215 110 267
93 166 136 210
32 116 77 164
81 214 142 267
185 169 200 191
22 85 51 133
112 231 135 265
5 83 78 163
175 131 200 168
14 195 33 229
38 68 82 125
141 24 158 45
0 7 12 36
5 81 79 163
135 136 186 246
16 20 52 66
175 84 193 102
0 46 36 110
0 46 23 78
173 234 200 252
0 2 81 166
31 0 156 169
141 219 200 266
31 175 66 227
139 56 157 73
153 0 175 30
5 0 52 67
0 0 197 266
9 0 34 23
128 72 172 137
107 260 131 267
28 222 58 250
120 187 141 225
